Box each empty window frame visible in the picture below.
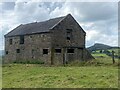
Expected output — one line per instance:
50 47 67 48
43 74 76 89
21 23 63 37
55 49 61 53
16 49 20 53
5 51 8 55
31 49 34 54
67 49 74 53
67 29 72 33
30 36 32 38
20 35 24 44
9 39 13 45
66 29 72 40
67 37 70 40
43 49 48 54
41 34 45 37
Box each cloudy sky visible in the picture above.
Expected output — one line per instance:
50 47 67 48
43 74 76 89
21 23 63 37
0 0 118 50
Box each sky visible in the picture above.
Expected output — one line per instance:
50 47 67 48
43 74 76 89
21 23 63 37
0 0 119 50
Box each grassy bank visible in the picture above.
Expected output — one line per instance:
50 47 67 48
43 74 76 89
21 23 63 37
2 64 118 88
2 56 119 88
2 52 119 88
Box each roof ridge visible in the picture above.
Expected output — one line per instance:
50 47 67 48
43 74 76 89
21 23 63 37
49 16 66 29
5 14 71 37
22 15 66 26
49 14 72 29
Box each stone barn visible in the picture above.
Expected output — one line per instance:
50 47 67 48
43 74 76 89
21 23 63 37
4 14 94 65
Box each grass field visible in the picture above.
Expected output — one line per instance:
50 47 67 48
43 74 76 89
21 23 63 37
2 54 119 88
93 48 120 56
108 48 119 56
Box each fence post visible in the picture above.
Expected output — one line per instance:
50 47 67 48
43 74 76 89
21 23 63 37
112 50 115 64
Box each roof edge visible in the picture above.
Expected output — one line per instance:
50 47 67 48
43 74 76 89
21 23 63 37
5 31 51 38
4 24 23 37
49 15 67 30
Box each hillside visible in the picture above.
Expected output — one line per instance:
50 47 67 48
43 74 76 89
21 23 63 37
87 43 120 59
2 61 118 88
87 43 118 52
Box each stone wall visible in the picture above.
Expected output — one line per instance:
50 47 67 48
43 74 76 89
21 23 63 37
50 14 86 48
4 33 52 64
49 14 87 64
4 14 94 64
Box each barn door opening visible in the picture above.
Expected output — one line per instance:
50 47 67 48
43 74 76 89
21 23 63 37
63 48 66 65
51 47 54 65
78 48 84 61
63 48 75 64
67 48 74 62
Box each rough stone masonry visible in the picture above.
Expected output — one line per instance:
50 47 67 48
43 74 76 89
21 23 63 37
4 14 94 65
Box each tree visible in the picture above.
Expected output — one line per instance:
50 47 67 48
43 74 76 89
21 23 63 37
99 50 102 53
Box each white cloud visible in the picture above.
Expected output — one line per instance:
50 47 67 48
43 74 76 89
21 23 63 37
14 1 50 23
0 1 118 50
86 30 118 47
86 30 99 41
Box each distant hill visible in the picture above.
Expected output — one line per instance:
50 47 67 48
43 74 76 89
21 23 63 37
87 43 118 52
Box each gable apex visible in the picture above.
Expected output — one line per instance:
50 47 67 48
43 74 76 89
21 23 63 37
49 14 74 29
66 14 86 34
66 13 72 17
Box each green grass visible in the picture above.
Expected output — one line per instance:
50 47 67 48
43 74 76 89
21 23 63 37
2 51 119 88
92 52 119 65
2 64 118 88
93 48 120 56
92 53 108 57
2 57 119 88
108 48 119 56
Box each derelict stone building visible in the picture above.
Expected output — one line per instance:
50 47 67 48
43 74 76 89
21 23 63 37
4 14 93 65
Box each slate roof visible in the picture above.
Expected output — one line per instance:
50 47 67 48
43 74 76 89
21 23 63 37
5 16 65 37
